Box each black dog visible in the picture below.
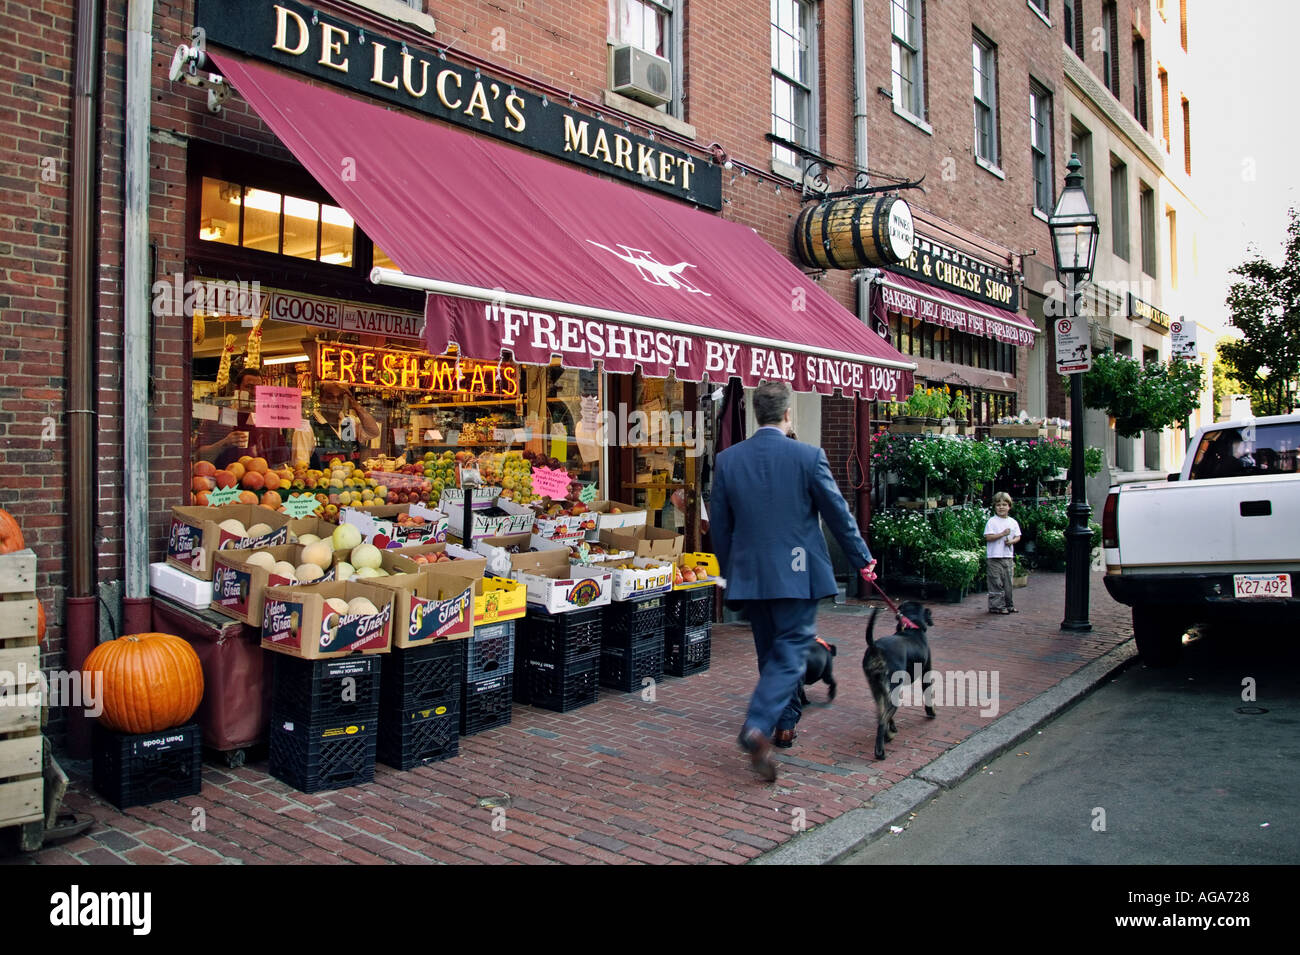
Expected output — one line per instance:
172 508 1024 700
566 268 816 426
863 601 936 760
798 638 838 705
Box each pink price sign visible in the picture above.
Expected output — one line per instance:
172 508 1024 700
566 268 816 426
531 466 572 501
254 386 303 428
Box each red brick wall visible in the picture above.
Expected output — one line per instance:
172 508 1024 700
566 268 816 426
0 0 75 665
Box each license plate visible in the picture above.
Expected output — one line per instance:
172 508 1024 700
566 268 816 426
1233 573 1293 599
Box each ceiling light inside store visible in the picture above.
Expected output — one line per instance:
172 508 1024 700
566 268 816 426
226 186 354 228
262 353 310 366
199 218 227 240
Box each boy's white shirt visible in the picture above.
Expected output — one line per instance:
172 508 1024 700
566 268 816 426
984 515 1021 558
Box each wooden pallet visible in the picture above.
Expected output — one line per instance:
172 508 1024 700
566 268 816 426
0 549 44 844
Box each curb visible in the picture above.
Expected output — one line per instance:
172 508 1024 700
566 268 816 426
752 638 1139 865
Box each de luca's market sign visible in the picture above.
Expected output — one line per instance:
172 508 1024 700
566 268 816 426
315 342 521 398
195 0 722 210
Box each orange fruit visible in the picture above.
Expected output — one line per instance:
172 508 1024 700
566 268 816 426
213 470 236 489
238 491 258 504
261 490 282 509
249 457 269 475
241 471 265 491
262 471 281 491
227 461 246 481
193 461 216 478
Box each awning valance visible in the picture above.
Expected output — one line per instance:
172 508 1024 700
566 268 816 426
879 272 1039 348
208 52 915 400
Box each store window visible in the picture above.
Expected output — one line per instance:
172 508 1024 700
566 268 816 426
608 0 682 118
199 177 357 266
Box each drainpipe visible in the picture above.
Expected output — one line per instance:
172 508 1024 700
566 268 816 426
65 0 101 758
121 0 153 634
852 0 874 590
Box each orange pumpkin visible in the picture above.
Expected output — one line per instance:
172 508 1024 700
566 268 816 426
82 633 204 734
35 599 46 645
0 508 24 554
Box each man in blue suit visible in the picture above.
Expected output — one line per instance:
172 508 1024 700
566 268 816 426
711 381 877 781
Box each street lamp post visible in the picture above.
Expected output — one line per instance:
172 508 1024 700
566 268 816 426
1048 155 1100 633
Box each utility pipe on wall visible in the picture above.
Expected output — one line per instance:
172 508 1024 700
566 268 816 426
66 0 102 758
852 0 875 585
122 0 154 634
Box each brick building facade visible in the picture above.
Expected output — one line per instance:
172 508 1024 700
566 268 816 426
2 1 1077 728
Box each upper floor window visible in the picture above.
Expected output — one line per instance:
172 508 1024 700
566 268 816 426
1102 2 1119 96
1062 0 1085 57
1028 0 1049 18
609 1 682 116
1182 97 1192 175
891 0 926 120
1159 67 1170 150
1071 122 1094 199
771 0 816 168
1030 81 1053 214
1132 35 1148 129
1110 156 1130 260
1179 0 1188 50
972 31 999 167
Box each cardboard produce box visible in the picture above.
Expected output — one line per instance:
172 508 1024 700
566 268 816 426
590 555 674 601
339 502 448 547
599 525 684 561
210 544 337 625
376 541 486 577
166 504 292 581
261 581 394 659
509 548 613 614
428 562 528 624
531 509 589 542
581 501 647 539
442 499 535 541
287 516 338 544
674 552 721 590
438 487 502 510
368 568 476 648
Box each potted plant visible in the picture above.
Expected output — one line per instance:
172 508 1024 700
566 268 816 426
920 548 981 602
950 391 973 434
1013 554 1029 588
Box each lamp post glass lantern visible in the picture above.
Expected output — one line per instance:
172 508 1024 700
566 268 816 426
1049 154 1099 632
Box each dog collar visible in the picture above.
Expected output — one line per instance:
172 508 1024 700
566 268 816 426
814 637 832 652
896 614 921 630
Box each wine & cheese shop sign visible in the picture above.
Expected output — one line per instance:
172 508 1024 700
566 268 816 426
886 234 1019 313
196 0 722 210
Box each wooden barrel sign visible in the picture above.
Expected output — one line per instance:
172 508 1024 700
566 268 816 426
794 195 915 270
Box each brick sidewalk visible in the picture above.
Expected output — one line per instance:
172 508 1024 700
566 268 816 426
4 571 1132 865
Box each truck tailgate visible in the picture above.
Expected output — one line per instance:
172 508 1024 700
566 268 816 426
1115 474 1300 571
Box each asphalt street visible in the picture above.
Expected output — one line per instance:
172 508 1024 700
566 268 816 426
840 624 1300 865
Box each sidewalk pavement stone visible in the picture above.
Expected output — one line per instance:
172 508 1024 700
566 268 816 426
2 570 1133 865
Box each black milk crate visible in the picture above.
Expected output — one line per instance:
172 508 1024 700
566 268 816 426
461 672 514 736
273 653 382 724
378 703 460 770
269 717 377 793
519 651 600 712
604 593 668 647
463 619 516 682
381 640 461 711
519 605 605 661
92 722 202 809
599 638 665 692
665 587 715 637
665 624 712 677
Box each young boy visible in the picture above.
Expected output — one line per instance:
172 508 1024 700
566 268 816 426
983 492 1022 614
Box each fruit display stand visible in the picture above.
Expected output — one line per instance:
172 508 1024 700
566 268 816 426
0 548 44 850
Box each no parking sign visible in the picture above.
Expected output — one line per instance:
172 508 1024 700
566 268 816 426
1054 318 1091 374
1171 319 1197 360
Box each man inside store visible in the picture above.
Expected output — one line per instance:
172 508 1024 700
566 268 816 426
710 380 877 783
305 380 381 467
195 358 291 469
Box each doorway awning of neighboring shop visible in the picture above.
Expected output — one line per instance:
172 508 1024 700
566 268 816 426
207 52 916 400
877 272 1040 348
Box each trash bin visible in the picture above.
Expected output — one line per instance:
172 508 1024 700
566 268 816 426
151 597 270 767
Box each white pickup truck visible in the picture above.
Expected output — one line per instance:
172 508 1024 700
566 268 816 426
1102 413 1300 664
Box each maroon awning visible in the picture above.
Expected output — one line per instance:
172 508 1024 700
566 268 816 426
208 52 915 400
879 272 1039 348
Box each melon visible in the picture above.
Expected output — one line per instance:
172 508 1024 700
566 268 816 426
346 597 379 616
245 522 273 539
295 563 324 583
218 519 247 537
300 541 333 570
355 566 382 579
331 523 363 551
335 561 355 580
298 533 320 546
351 542 383 570
324 597 350 615
271 561 298 580
245 551 276 570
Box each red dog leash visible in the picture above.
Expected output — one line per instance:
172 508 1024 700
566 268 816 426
862 574 921 630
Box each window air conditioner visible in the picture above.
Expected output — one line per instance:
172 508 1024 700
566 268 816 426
610 44 673 107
